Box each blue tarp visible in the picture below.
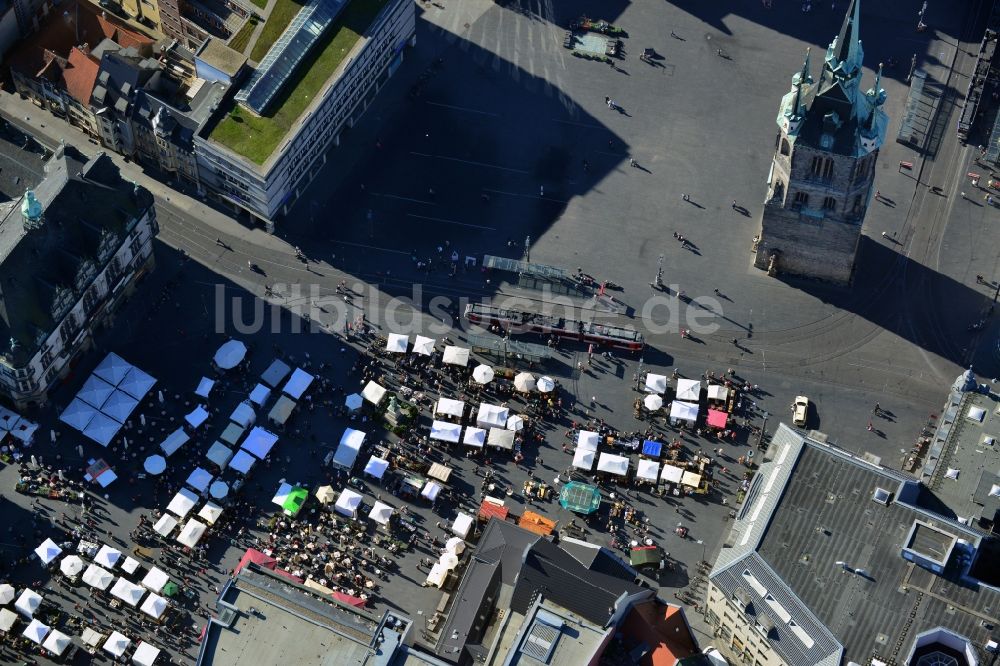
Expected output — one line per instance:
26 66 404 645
642 440 662 457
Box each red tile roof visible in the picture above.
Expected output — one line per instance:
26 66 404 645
62 47 100 104
619 600 698 666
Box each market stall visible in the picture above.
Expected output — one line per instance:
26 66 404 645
160 428 190 457
185 467 214 493
282 368 314 400
442 346 470 367
577 430 600 451
435 398 465 419
94 544 121 569
463 427 486 447
362 381 387 405
229 402 256 428
597 452 630 476
166 489 198 518
487 428 515 450
140 567 169 593
368 501 394 527
34 538 61 565
268 396 297 426
249 383 271 406
412 335 435 356
334 489 363 518
675 378 701 402
428 463 453 484
14 589 41 617
82 565 113 590
241 427 279 460
385 333 408 353
645 373 667 394
194 377 216 399
261 359 291 388
451 512 474 538
176 519 207 548
110 577 145 606
228 450 256 474
364 456 390 479
197 502 224 525
184 405 209 429
706 409 729 429
641 440 662 458
636 459 660 482
573 448 595 470
333 429 365 469
430 420 462 443
205 442 233 469
669 401 699 422
660 465 684 484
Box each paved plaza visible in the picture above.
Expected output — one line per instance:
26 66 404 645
1 0 998 664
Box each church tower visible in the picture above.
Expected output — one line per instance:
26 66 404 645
753 0 888 284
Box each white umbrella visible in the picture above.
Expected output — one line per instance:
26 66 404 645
345 393 363 411
214 340 247 370
472 365 494 384
644 394 663 410
513 372 536 392
0 584 14 604
536 376 556 393
59 555 84 577
143 455 166 475
506 415 525 431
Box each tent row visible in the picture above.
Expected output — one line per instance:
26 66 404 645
59 353 156 446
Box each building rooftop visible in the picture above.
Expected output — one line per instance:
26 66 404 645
196 38 248 78
498 598 610 666
711 424 1000 666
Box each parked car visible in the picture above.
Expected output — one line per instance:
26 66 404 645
792 396 810 427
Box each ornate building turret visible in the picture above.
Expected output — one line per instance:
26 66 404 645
753 0 888 285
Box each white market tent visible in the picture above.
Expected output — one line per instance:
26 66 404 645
82 565 114 590
213 340 247 370
283 368 314 399
34 538 62 565
333 429 365 469
361 381 387 405
78 375 116 409
435 398 465 418
176 520 207 548
120 557 141 575
197 502 224 525
118 366 156 400
364 456 390 479
431 420 462 443
636 459 660 481
94 544 122 569
488 428 515 449
228 450 256 474
597 452 630 476
661 465 684 484
248 383 271 406
101 390 139 423
334 489 363 518
160 428 190 457
345 393 363 411
676 378 701 402
83 412 122 447
185 467 213 493
412 335 435 356
166 488 199 518
184 405 210 429
644 394 663 410
645 373 668 394
110 577 145 606
143 455 167 475
14 589 41 617
271 482 293 508
42 628 71 655
463 427 486 448
139 593 167 620
421 481 442 502
386 333 408 353
513 372 536 392
229 402 256 428
141 567 169 593
476 403 508 428
472 365 494 384
0 583 12 604
707 384 730 401
0 608 16 631
261 359 292 388
103 631 131 658
133 641 162 666
368 501 394 526
442 346 470 366
60 555 84 577
59 398 98 431
573 448 595 470
537 376 556 393
22 618 49 644
669 401 699 422
452 512 474 538
241 427 279 459
681 471 703 488
194 377 216 399
94 353 133 385
506 415 525 432
205 442 233 468
153 513 178 537
577 430 600 451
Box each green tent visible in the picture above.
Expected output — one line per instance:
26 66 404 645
629 546 662 568
283 487 309 516
559 482 602 514
161 581 179 597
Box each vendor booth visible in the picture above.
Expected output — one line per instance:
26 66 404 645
675 378 701 402
333 429 365 469
282 368 314 399
431 420 462 443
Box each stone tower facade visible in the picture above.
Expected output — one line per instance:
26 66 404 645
753 0 888 285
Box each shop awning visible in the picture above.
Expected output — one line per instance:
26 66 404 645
478 499 509 521
707 409 728 428
519 511 556 536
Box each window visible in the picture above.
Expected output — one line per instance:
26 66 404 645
773 180 785 200
810 155 834 179
794 191 809 207
823 196 837 211
780 138 790 156
853 194 862 214
59 317 77 346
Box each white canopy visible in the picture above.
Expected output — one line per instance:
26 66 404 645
34 538 62 565
670 401 699 422
361 381 387 405
94 352 133 385
0 583 12 604
59 398 98 431
214 339 247 370
229 402 256 428
176 519 207 548
120 557 141 575
577 430 600 451
143 454 167 475
103 630 131 657
141 567 169 593
271 482 293 507
452 512 474 538
463 427 486 447
476 403 509 428
707 384 730 401
185 467 214 493
345 393 363 411
248 383 271 406
421 481 442 501
645 373 668 394
435 397 465 418
334 489 363 518
160 428 190 457
198 501 224 525
597 452 630 476
110 577 145 606
209 481 229 500
425 563 448 588
315 485 335 504
369 501 394 526
283 368 315 399
488 428 515 449
117 365 155 399
445 536 465 554
660 465 684 483
636 459 660 481
506 414 525 431
139 583 167 620
261 359 292 387
472 364 494 384
676 378 701 401
14 589 41 617
195 376 216 399
78 374 116 408
94 544 121 569
412 335 435 356
166 488 199 518
153 513 178 537
205 442 233 468
241 427 279 459
82 565 113 590
536 376 556 393
133 641 161 666
101 390 139 423
60 554 84 577
513 372 536 392
80 628 103 648
42 628 71 655
431 420 462 443
228 450 256 474
442 346 470 366
644 394 663 410
681 471 702 488
573 448 595 470
333 429 365 469
0 608 15 631
364 456 390 479
386 333 408 353
83 412 122 447
22 618 49 644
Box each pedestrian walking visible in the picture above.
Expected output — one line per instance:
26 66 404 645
731 199 738 209
629 158 637 167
